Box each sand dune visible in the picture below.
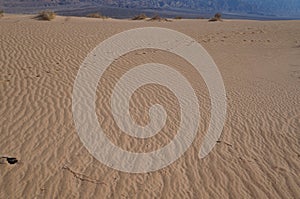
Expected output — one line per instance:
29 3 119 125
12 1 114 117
0 14 299 198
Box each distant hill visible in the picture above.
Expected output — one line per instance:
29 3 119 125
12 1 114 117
1 0 300 18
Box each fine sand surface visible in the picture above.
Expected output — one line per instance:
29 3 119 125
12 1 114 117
0 14 299 198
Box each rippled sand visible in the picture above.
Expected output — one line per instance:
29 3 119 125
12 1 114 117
0 14 299 198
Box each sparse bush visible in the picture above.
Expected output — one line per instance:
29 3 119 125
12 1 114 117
174 16 182 20
0 10 4 18
209 12 222 22
132 13 147 20
214 13 222 20
36 10 56 21
150 15 162 21
86 13 106 19
208 17 218 22
147 15 172 22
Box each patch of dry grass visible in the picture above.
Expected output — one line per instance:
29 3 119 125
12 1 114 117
209 13 223 22
148 15 172 22
150 15 161 21
86 13 107 19
132 13 147 20
36 10 56 21
174 16 182 20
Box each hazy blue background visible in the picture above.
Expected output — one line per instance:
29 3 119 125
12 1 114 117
1 0 300 19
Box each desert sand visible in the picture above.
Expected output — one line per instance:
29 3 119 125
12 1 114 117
0 14 299 198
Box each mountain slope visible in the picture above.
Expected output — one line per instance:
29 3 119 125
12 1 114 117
1 0 300 17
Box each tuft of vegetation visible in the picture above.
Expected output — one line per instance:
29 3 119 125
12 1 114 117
152 15 172 22
36 10 56 21
209 13 222 22
0 10 3 18
86 13 107 19
148 15 172 22
132 13 147 20
150 15 162 21
174 16 182 20
208 17 218 22
214 13 222 20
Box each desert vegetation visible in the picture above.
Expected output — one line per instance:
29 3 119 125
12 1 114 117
148 15 172 22
209 13 223 22
132 13 147 20
174 16 182 19
36 10 56 21
150 15 161 21
86 13 107 19
0 10 4 18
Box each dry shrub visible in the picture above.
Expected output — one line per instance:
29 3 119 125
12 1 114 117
86 13 106 19
0 10 4 18
208 17 218 22
148 15 172 22
36 10 56 21
214 13 222 20
174 16 182 20
150 15 162 21
132 13 147 20
209 13 223 22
